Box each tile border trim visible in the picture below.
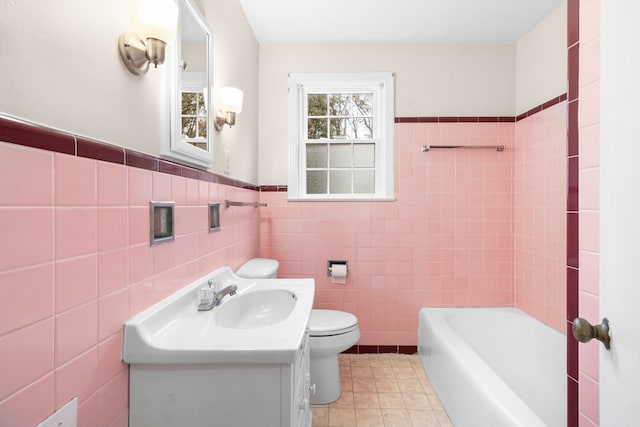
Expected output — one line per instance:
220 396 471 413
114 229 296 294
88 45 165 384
342 345 418 355
0 113 259 191
1 92 566 195
395 94 567 123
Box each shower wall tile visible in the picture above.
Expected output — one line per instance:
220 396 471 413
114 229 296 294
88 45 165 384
261 120 517 345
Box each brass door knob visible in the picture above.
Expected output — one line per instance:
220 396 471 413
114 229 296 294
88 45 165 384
572 317 611 350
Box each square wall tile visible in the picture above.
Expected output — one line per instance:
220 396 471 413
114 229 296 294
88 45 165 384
98 207 128 252
54 347 98 407
98 248 129 297
55 207 97 260
55 255 97 313
0 142 53 206
97 162 127 206
0 318 54 400
0 208 54 271
0 373 54 427
54 153 96 206
55 301 98 367
0 263 54 336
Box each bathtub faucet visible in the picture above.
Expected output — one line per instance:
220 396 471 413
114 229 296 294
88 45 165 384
198 280 237 311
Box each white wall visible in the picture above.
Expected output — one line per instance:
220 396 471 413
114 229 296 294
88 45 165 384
515 3 567 113
258 44 516 185
0 0 260 184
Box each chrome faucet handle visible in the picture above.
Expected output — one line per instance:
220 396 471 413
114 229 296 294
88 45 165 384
208 279 219 293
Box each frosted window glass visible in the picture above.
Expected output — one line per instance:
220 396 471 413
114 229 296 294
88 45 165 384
330 171 352 194
354 170 375 193
307 171 327 194
306 144 328 168
353 144 375 167
329 144 352 168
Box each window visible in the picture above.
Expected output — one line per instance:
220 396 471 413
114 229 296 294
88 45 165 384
181 72 208 151
288 73 395 201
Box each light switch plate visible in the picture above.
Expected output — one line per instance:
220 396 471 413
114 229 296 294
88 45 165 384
37 398 77 427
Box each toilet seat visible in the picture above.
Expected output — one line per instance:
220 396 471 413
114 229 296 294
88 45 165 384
310 309 359 337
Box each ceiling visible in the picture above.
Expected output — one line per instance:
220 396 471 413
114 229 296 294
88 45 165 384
238 0 566 45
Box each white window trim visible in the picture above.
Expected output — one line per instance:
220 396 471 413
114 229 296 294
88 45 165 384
287 72 395 201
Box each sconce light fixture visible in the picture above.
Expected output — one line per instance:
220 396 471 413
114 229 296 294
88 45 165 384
119 0 179 75
215 87 244 131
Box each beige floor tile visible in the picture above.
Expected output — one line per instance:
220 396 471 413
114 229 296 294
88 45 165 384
372 366 395 379
374 377 400 393
340 365 352 377
402 393 432 410
334 354 452 426
393 367 417 379
329 391 354 408
368 355 391 367
341 376 353 392
338 354 350 365
389 357 412 368
377 393 406 409
353 392 380 408
426 394 444 411
355 408 384 427
328 407 357 427
352 376 378 392
312 407 329 426
397 378 425 394
351 365 374 378
408 409 440 427
350 355 371 366
436 409 453 427
381 408 412 427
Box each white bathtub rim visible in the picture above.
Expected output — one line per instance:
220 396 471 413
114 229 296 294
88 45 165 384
419 307 554 427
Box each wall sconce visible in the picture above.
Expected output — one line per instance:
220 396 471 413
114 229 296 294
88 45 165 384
119 0 179 75
214 87 244 131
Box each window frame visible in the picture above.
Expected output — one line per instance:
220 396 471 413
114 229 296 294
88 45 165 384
287 72 395 201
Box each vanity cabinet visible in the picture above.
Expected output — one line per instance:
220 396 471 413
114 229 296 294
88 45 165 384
128 327 311 427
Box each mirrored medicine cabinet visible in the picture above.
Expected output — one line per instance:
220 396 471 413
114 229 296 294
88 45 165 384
160 0 214 169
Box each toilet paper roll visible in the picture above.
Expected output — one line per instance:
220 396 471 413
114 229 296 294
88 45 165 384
331 264 347 284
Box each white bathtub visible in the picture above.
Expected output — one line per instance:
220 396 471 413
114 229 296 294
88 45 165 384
418 307 566 427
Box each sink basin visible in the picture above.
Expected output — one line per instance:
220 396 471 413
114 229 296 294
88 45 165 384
217 289 297 329
122 266 315 364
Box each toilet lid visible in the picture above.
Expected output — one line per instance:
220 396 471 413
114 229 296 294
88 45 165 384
309 310 359 337
236 258 279 279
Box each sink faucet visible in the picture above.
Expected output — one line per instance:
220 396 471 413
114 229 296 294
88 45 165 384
198 280 237 311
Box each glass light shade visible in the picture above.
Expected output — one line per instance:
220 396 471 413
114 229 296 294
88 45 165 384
135 0 179 44
220 87 243 114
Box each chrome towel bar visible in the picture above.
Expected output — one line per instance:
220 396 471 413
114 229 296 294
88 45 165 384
225 200 267 208
420 145 506 152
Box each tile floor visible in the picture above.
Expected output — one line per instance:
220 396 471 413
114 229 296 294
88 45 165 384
311 353 452 427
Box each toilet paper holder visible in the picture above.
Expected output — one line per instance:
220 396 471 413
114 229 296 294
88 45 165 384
327 260 348 277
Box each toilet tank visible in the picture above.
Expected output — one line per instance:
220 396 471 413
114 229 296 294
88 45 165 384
236 258 279 279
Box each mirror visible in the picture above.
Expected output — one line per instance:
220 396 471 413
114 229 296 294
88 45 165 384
160 0 213 169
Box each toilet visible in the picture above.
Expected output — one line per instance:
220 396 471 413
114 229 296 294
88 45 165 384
236 258 361 404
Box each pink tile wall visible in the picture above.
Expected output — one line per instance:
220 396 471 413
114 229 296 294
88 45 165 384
578 0 601 425
0 142 260 427
513 102 568 332
260 122 516 345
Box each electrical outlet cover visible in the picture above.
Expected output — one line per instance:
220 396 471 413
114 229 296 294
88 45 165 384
36 398 77 427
